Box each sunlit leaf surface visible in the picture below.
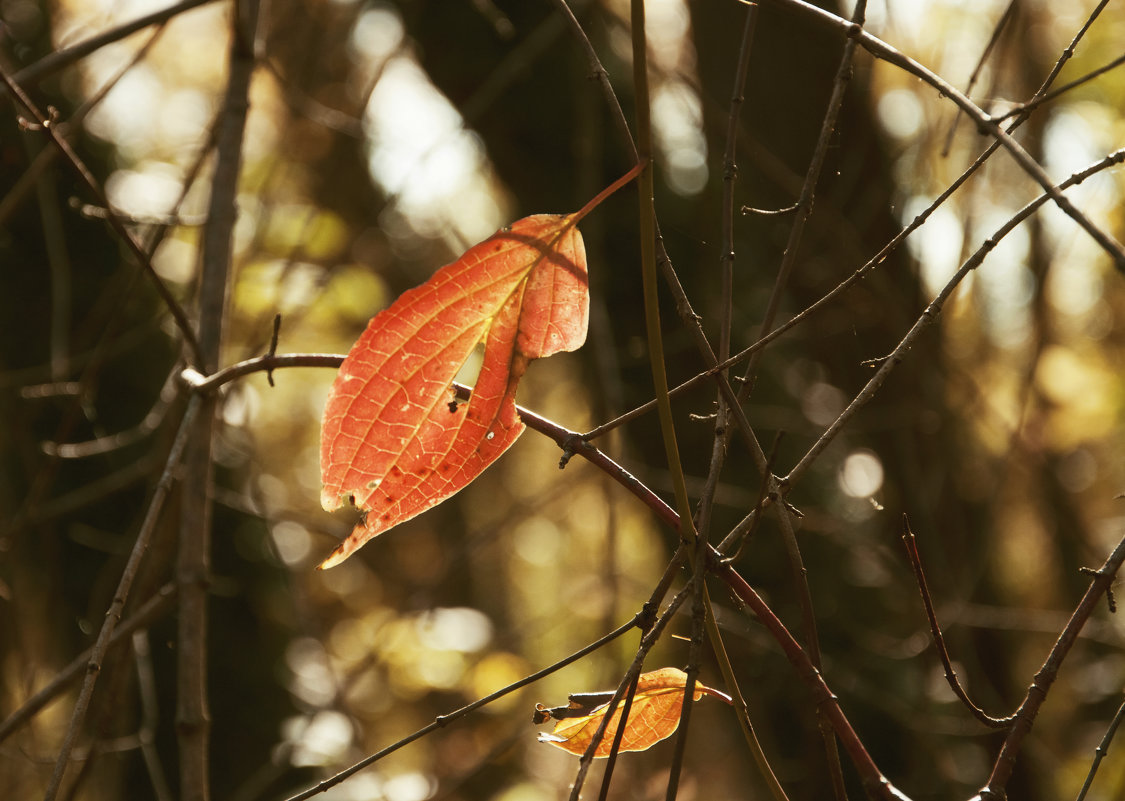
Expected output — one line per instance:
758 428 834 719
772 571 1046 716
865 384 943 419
536 668 732 757
319 214 588 568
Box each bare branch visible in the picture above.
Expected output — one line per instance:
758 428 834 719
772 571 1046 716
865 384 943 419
1074 695 1125 801
0 67 206 367
758 0 1125 269
900 516 1015 729
286 609 646 801
175 3 260 797
0 584 176 746
785 147 1125 488
40 398 200 801
981 532 1125 798
12 0 218 87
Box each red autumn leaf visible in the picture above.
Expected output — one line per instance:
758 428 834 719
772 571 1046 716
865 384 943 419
535 668 733 757
317 213 588 569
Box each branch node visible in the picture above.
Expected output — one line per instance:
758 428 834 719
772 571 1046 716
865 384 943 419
740 202 799 217
635 601 657 633
265 314 282 387
180 367 210 392
1080 566 1117 612
560 435 586 469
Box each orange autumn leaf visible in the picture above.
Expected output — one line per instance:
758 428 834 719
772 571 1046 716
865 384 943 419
535 668 732 757
318 214 588 569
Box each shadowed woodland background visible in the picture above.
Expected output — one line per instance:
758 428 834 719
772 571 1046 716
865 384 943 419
2 0 1125 800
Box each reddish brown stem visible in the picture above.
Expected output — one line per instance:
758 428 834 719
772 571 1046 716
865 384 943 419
711 560 910 801
182 354 908 800
981 533 1125 799
901 516 1015 729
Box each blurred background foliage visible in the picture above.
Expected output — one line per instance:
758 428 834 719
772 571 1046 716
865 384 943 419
2 0 1125 800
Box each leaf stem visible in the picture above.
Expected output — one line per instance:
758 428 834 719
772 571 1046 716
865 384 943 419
569 161 645 227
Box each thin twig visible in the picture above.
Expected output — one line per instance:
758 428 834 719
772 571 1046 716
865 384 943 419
629 0 696 548
554 0 773 478
11 0 218 87
133 630 175 801
1074 695 1125 801
40 398 199 801
784 147 1125 488
667 5 762 797
995 52 1125 124
758 0 1125 269
266 314 282 387
623 11 717 797
549 0 637 165
666 550 708 801
286 612 643 801
716 432 783 559
900 516 1014 729
596 552 692 801
568 581 695 801
693 0 760 552
713 557 911 801
939 0 1016 157
703 593 790 801
26 456 161 530
44 368 178 458
744 0 866 386
718 4 759 366
981 532 1125 799
737 5 870 796
0 583 177 745
0 66 205 368
593 70 1120 449
990 0 1114 125
595 670 642 801
742 203 799 216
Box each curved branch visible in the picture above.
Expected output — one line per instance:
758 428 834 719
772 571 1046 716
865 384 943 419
901 517 1015 729
757 0 1125 269
981 533 1125 798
